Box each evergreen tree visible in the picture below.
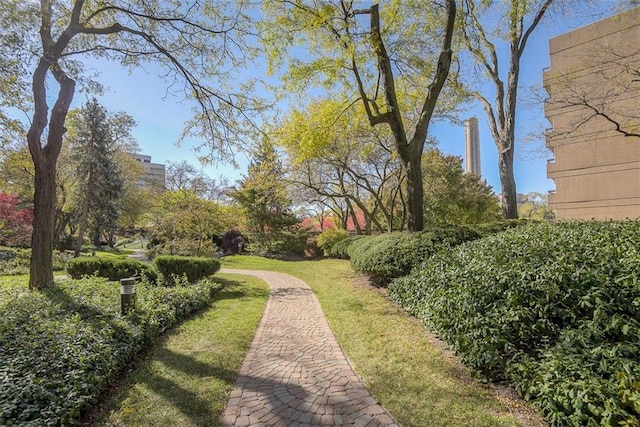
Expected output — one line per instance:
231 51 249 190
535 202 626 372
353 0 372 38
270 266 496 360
69 98 124 254
231 138 297 252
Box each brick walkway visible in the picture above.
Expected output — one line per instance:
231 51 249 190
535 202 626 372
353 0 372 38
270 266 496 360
220 269 398 427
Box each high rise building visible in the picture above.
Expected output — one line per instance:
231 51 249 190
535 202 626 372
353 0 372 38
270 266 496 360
544 7 640 219
464 117 481 176
130 153 166 190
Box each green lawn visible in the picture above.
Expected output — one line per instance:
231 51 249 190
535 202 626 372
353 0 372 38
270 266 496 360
220 255 542 427
94 274 268 426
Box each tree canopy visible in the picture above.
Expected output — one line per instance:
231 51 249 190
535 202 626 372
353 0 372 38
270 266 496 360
0 0 262 288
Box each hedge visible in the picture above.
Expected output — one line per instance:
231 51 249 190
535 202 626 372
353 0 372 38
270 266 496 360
0 276 219 426
350 225 481 286
66 257 158 283
324 235 365 259
153 255 220 285
389 220 640 425
316 228 350 256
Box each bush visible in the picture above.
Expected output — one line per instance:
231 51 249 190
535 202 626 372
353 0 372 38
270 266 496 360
470 218 534 237
316 228 350 256
0 248 68 276
350 225 481 286
66 257 157 283
0 276 219 426
389 220 640 425
153 255 220 285
327 235 366 259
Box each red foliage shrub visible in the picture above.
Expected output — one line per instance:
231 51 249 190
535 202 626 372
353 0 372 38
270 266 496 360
0 193 33 247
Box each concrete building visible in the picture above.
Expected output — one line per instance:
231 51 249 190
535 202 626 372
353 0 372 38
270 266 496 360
131 153 166 190
543 7 640 220
464 117 481 177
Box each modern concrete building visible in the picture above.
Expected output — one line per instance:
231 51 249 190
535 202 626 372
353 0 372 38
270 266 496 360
131 153 166 190
543 7 640 220
464 117 481 177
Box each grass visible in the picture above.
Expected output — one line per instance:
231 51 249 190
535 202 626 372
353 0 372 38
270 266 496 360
93 274 268 426
220 255 541 427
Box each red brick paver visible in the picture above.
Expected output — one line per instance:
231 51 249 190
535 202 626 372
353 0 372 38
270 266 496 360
220 269 399 427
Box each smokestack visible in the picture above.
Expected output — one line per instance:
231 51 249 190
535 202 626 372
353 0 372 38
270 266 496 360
465 117 481 176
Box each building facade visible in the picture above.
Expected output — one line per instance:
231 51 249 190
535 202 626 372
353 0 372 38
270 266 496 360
131 153 166 190
544 7 640 219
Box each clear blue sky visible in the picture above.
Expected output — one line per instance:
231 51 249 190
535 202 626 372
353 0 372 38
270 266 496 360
69 2 625 196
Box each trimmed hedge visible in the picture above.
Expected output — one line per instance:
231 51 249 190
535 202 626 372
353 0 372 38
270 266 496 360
153 255 220 284
66 257 157 283
316 228 349 256
389 220 640 425
350 225 481 286
327 235 368 259
0 276 219 426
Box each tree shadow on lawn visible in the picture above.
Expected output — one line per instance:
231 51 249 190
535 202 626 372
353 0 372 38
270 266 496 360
75 276 268 426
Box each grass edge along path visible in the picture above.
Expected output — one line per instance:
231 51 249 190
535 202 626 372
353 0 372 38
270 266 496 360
220 256 544 427
93 274 269 427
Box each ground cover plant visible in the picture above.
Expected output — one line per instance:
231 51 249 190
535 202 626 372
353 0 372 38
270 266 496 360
0 275 219 425
95 274 269 426
0 247 67 276
389 220 640 426
220 255 538 426
349 225 481 285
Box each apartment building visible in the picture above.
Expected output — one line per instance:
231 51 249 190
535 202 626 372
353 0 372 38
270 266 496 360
544 7 640 219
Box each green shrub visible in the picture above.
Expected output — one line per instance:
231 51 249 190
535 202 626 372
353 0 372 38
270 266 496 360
389 220 640 425
316 228 350 256
0 248 67 275
153 255 220 285
0 276 219 426
351 225 481 286
66 257 157 283
328 235 368 259
470 218 534 237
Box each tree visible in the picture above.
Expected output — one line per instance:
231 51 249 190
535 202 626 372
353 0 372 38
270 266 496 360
67 98 125 254
422 149 501 225
518 191 554 220
0 1 258 288
276 98 405 233
262 0 457 231
230 138 298 251
149 190 237 257
460 0 555 219
165 160 232 202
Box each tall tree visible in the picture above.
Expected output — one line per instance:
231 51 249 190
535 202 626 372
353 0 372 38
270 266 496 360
67 98 124 254
460 0 554 219
0 1 258 288
276 98 405 233
422 148 501 225
262 0 457 231
230 138 298 251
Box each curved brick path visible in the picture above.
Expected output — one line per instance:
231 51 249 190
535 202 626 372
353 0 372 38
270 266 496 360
220 269 399 427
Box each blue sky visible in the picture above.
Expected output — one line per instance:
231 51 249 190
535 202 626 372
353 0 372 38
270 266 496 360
69 2 625 196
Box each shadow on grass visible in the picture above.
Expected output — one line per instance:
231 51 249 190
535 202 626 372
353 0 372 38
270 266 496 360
141 349 238 424
82 276 268 426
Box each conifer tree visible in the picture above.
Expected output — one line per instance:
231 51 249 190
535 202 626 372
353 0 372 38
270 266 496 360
69 98 124 255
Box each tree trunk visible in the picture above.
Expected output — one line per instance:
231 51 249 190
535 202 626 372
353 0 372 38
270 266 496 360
29 161 57 289
74 191 90 257
498 144 518 219
27 57 76 289
405 155 424 232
